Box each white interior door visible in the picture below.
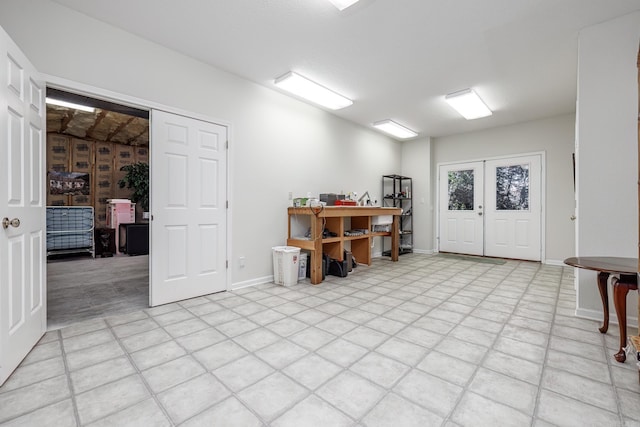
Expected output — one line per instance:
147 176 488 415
438 162 484 255
150 110 227 306
0 26 46 386
485 155 541 261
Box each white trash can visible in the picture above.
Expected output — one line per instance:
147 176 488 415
272 246 301 286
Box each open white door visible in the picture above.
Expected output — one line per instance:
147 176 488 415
484 155 542 261
0 26 47 386
150 110 227 306
438 161 484 255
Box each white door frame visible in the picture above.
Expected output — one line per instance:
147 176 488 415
43 74 233 299
436 151 546 262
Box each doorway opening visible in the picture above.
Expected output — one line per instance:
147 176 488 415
45 88 150 330
437 153 544 262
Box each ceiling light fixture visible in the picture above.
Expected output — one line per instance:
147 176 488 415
444 89 492 120
327 0 359 11
274 71 353 110
45 97 95 113
372 119 418 139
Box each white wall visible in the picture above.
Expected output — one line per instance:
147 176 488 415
0 0 401 288
401 137 433 253
432 114 576 262
575 12 640 322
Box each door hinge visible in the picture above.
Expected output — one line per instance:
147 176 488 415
226 260 229 269
226 200 229 209
226 140 229 149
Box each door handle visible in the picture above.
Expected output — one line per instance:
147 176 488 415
570 215 576 221
478 212 483 216
2 217 20 229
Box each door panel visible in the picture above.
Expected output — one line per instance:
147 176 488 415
150 110 227 306
438 162 484 255
485 155 541 261
0 25 46 386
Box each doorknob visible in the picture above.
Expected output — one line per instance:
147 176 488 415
2 217 20 229
478 212 483 216
570 215 576 221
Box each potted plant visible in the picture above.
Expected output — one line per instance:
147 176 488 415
118 162 149 219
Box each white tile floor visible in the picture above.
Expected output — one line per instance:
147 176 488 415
1 253 639 426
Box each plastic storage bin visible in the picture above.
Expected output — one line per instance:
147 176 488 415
272 246 301 286
298 252 308 280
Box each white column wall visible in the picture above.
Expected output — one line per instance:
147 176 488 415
575 12 640 323
401 137 433 253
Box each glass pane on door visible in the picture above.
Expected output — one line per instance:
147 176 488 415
495 164 529 210
448 170 474 210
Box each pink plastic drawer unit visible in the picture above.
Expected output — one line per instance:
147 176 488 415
106 199 135 228
106 199 136 253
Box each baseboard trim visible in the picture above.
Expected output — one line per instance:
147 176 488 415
544 259 566 267
575 307 638 327
230 275 273 291
413 249 433 255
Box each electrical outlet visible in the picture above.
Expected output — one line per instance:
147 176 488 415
239 256 245 268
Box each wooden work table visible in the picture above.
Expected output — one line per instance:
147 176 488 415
287 206 403 284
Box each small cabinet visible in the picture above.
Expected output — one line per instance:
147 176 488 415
382 174 413 255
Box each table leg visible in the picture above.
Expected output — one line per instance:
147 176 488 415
596 272 610 333
612 275 638 363
310 213 323 285
391 215 399 262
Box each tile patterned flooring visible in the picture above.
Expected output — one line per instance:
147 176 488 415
1 254 640 426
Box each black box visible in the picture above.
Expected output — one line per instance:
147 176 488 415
328 258 348 277
307 254 328 280
95 228 116 257
119 223 149 255
319 193 345 206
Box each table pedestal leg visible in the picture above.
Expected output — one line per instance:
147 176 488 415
612 274 638 363
597 272 610 333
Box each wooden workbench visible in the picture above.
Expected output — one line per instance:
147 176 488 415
287 206 403 284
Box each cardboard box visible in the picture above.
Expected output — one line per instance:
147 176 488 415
114 144 135 169
71 139 93 172
134 146 149 164
46 134 69 171
70 194 92 206
94 202 108 228
46 194 68 206
95 142 114 164
48 163 68 172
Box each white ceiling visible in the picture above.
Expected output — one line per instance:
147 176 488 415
53 0 640 139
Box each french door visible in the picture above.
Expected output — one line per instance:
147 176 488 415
0 26 47 386
150 110 228 306
438 154 542 261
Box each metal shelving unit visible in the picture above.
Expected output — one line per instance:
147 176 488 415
382 174 413 256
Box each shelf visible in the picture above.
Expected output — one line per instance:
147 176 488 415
343 234 370 241
382 174 412 255
287 206 402 284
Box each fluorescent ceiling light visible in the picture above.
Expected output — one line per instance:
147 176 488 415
46 97 95 113
327 0 359 11
444 89 492 120
274 71 353 110
372 119 418 139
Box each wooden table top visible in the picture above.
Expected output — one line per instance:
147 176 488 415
564 256 638 274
